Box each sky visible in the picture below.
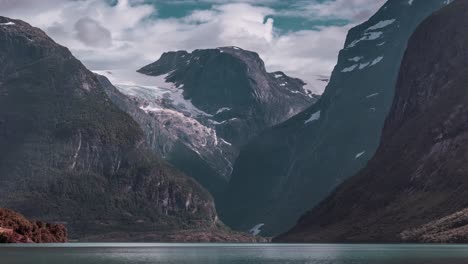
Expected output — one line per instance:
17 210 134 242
0 0 386 94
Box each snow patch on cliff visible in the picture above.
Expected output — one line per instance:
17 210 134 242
366 19 396 31
305 111 321 124
216 107 231 114
249 223 265 236
0 22 15 26
342 64 358 72
347 32 383 48
355 151 366 159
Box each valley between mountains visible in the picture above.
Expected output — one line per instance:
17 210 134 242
5 0 468 244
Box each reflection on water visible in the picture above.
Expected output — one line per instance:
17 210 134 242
1 243 468 264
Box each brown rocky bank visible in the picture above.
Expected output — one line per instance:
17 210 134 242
276 0 468 243
0 208 67 243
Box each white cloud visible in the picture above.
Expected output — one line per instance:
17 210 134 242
0 0 385 94
288 0 386 23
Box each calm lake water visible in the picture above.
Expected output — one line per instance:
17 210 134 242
1 243 468 264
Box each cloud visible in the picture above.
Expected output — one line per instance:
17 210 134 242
0 0 385 94
74 17 112 47
0 0 66 12
288 0 386 23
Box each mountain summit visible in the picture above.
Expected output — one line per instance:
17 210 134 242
138 46 316 147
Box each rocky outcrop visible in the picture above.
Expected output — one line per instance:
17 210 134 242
275 0 468 243
220 0 451 237
101 48 317 198
0 208 67 243
0 16 243 241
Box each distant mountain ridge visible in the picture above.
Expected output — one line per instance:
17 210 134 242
100 47 317 198
219 0 452 237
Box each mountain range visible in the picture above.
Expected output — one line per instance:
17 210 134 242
2 0 467 244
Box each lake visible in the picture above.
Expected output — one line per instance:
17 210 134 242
1 243 468 264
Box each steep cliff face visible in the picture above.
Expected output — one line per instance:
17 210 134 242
99 48 317 198
220 0 451 236
276 0 468 243
0 208 67 243
0 16 230 241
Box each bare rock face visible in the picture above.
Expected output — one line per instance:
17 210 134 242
220 0 451 237
0 208 67 243
276 0 468 243
0 16 239 242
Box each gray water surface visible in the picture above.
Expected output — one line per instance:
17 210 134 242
1 243 468 264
